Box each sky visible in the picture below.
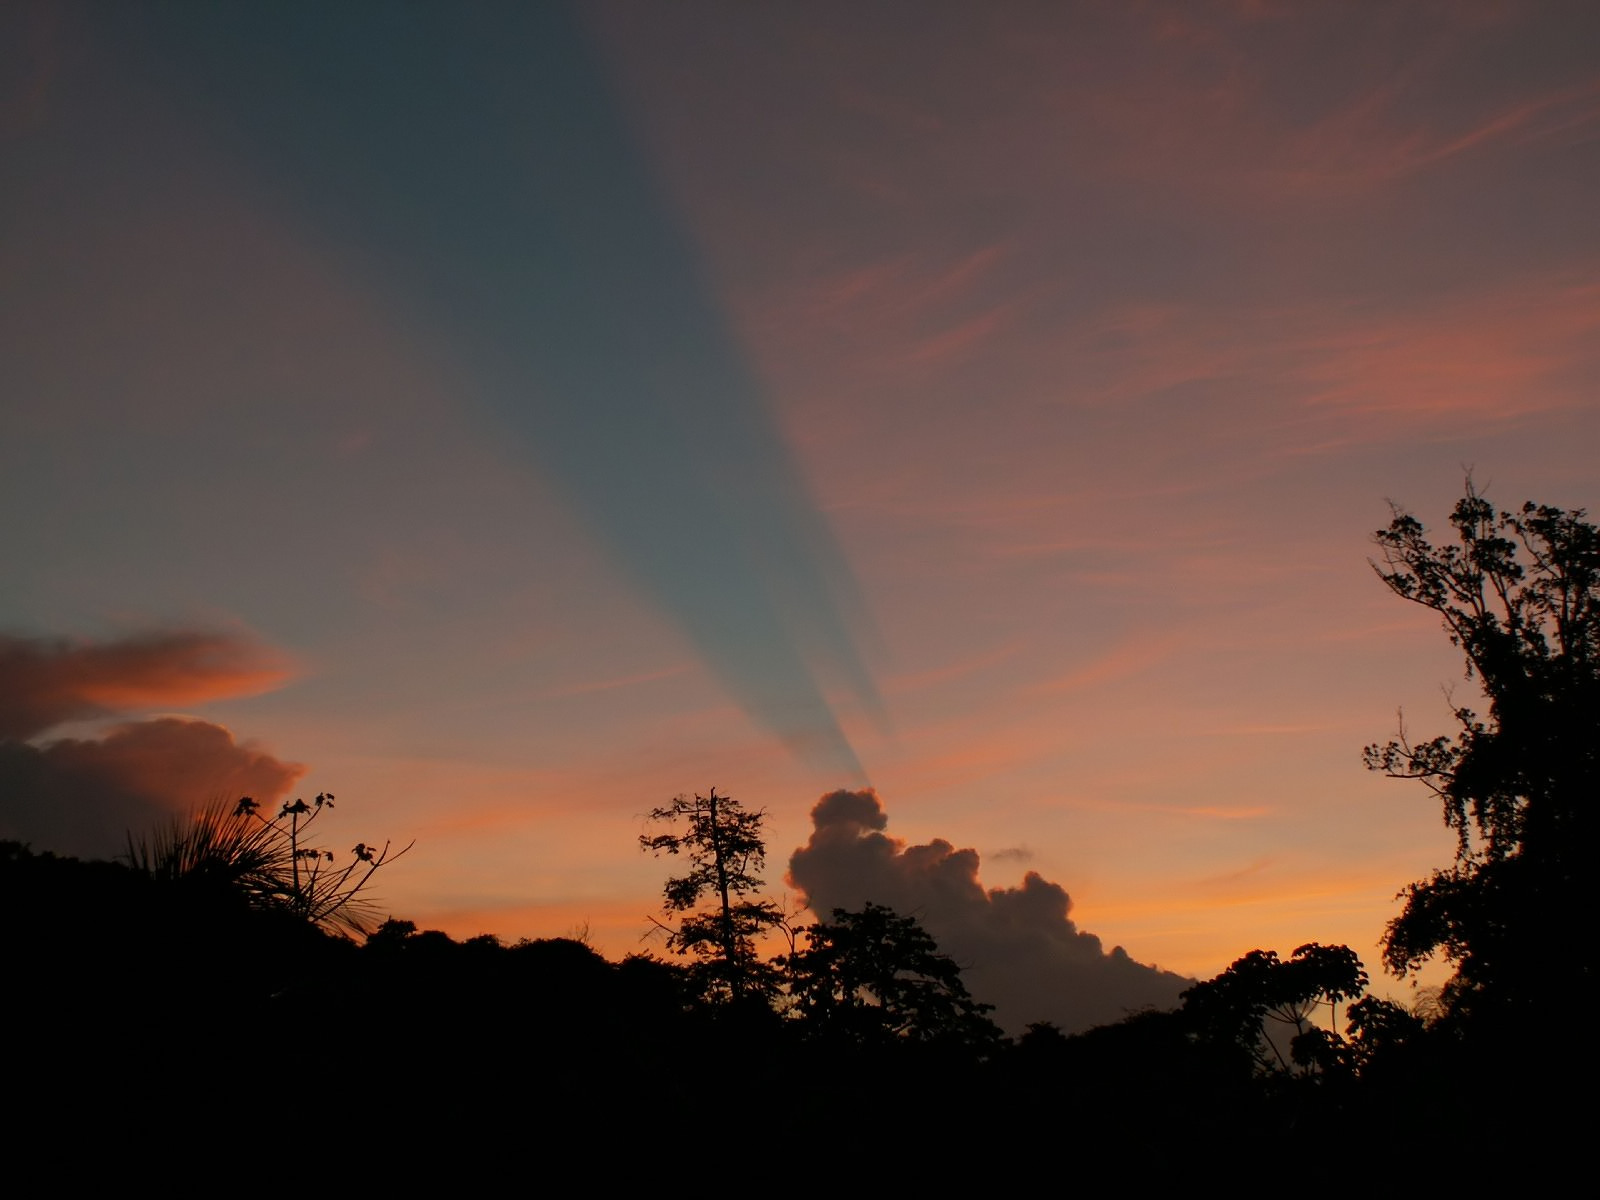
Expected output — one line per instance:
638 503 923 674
3 1 1598 1032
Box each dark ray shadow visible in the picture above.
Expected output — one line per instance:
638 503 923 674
81 2 882 776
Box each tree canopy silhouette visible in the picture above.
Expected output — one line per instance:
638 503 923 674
640 788 785 1001
785 902 1001 1051
1367 482 1599 1023
1179 943 1368 1075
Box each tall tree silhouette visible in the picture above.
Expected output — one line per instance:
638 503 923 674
1367 482 1598 1023
640 788 784 1002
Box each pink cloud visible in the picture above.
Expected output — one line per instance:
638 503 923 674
1028 634 1184 696
1029 274 1597 446
0 630 293 741
0 716 305 859
0 630 302 859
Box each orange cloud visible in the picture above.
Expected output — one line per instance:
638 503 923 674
1029 633 1184 695
1291 279 1600 423
0 630 292 740
884 642 1021 697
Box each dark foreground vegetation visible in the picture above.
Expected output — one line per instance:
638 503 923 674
5 484 1594 1175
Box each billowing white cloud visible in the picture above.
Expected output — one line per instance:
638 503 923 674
787 788 1189 1034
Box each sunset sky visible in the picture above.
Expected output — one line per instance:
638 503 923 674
4 2 1597 1028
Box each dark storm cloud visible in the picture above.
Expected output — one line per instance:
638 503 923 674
0 631 290 741
0 717 305 860
90 3 881 776
788 789 1190 1034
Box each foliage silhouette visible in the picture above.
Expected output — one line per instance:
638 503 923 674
1180 943 1368 1075
1367 482 1599 1020
125 792 410 937
640 787 785 1001
785 902 1001 1050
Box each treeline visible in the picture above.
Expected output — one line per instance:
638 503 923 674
0 851 1576 1173
4 834 1570 1175
0 840 1338 1163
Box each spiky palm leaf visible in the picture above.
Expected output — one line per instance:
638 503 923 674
125 797 410 938
126 800 294 902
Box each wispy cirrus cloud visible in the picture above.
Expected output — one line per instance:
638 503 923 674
1028 634 1185 696
1034 276 1600 447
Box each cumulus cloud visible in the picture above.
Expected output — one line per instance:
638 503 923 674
0 630 290 740
787 789 1190 1035
0 630 302 858
0 718 305 859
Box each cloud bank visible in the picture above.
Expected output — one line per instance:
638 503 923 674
787 789 1189 1035
0 631 302 859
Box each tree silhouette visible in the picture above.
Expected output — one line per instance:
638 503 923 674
1366 483 1599 1021
785 902 1001 1050
1180 943 1368 1075
639 788 784 1002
